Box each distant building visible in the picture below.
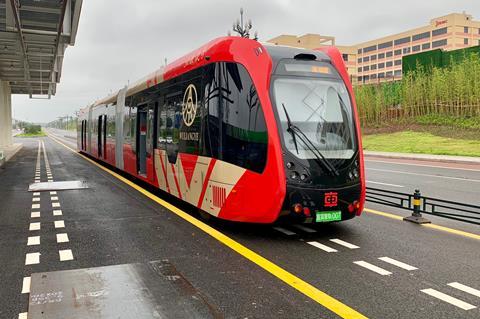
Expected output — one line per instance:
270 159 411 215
267 12 480 85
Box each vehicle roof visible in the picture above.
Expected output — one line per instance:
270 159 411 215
86 37 334 111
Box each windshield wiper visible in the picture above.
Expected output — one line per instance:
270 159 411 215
282 103 299 155
282 104 339 176
291 125 339 176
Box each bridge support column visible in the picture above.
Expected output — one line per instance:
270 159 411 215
0 81 13 166
0 80 13 149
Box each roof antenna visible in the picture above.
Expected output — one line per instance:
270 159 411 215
231 8 258 41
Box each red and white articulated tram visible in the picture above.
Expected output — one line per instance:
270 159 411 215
77 37 365 224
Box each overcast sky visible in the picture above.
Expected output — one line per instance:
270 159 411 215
12 0 480 123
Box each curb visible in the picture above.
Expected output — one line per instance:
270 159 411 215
364 151 480 165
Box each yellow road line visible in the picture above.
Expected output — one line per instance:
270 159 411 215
364 208 480 240
47 134 367 319
363 208 403 221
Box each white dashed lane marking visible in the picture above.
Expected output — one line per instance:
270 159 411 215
21 277 31 294
18 312 28 319
292 224 317 233
50 191 57 195
448 282 480 298
27 236 40 246
59 249 74 261
31 204 40 209
353 261 392 276
53 209 62 216
54 220 65 228
51 196 58 201
421 288 476 310
29 222 40 231
56 233 69 243
378 257 418 271
30 212 40 218
33 192 40 196
32 197 40 202
307 241 338 253
25 253 40 265
52 202 60 208
273 227 297 236
329 239 360 249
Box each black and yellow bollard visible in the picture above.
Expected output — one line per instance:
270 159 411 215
404 189 431 224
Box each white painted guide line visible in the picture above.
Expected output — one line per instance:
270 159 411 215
21 277 31 294
50 191 57 195
378 257 417 271
307 241 337 253
18 312 28 319
27 236 40 246
25 252 40 265
31 212 40 218
448 282 480 298
292 224 317 233
53 209 62 216
56 233 69 243
52 202 60 208
421 288 476 310
329 239 359 249
366 180 404 188
353 261 392 275
29 222 40 231
31 204 40 209
54 220 65 228
368 168 480 183
59 249 74 261
273 227 297 236
51 196 58 201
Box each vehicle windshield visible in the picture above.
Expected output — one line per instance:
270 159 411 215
273 77 357 161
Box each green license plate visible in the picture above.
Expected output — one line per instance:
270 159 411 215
316 211 342 222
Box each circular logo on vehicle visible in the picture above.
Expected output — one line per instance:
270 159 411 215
182 84 197 127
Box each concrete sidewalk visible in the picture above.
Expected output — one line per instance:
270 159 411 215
364 150 480 165
0 143 22 167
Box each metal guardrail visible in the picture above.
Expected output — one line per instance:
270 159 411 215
366 187 480 225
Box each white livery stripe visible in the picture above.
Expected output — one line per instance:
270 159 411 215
307 241 337 253
421 288 476 310
353 261 392 275
378 257 417 271
292 225 317 233
329 239 359 249
273 227 296 236
448 282 480 298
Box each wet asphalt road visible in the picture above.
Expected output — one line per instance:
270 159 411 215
0 135 479 319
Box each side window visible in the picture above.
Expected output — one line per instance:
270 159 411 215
146 103 155 156
124 97 131 144
203 63 221 159
130 105 137 153
107 103 116 138
178 72 202 156
220 62 268 173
